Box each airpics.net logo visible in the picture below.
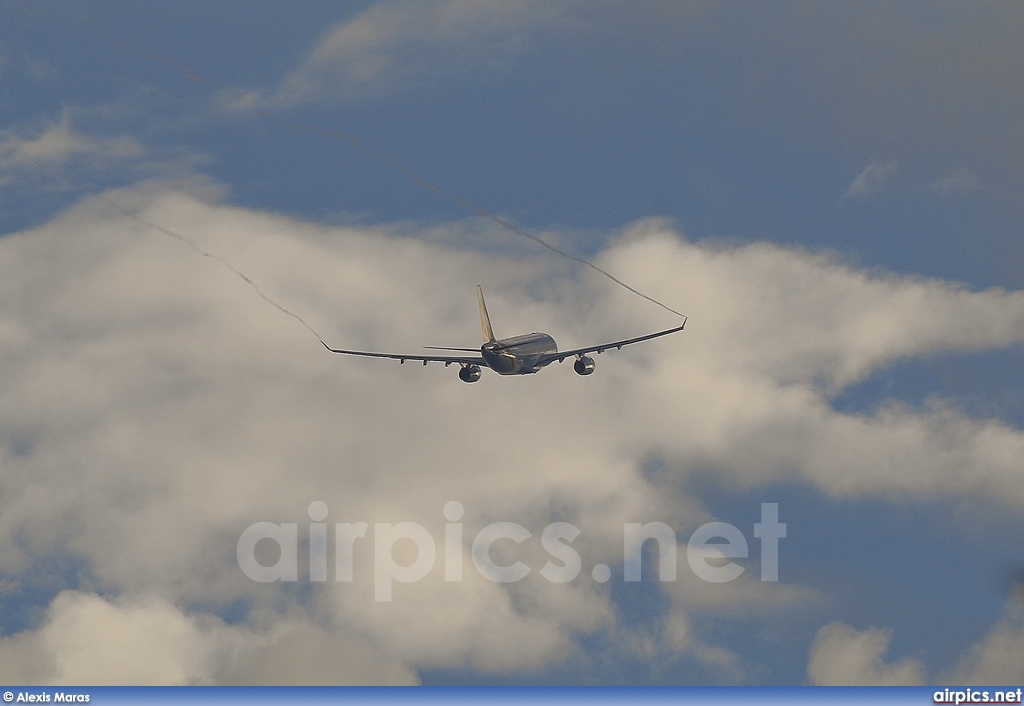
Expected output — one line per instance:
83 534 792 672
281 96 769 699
236 502 786 601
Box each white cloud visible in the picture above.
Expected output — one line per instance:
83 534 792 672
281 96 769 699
808 606 1024 686
1 186 1023 683
0 591 230 685
926 168 984 196
0 591 418 685
220 620 420 685
842 160 898 200
0 110 147 168
0 112 212 210
807 622 924 685
945 607 1024 684
259 0 572 106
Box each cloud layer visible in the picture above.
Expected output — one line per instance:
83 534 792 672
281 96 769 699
809 610 1024 686
842 161 898 200
0 185 1023 683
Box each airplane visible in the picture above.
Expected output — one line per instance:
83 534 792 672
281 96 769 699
322 286 686 382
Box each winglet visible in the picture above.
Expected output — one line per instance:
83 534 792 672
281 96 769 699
477 285 495 343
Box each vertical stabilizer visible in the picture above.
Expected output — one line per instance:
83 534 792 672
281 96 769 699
477 285 495 342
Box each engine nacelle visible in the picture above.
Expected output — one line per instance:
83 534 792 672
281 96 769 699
459 364 482 383
573 355 596 376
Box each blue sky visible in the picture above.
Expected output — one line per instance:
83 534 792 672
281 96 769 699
1 0 1023 686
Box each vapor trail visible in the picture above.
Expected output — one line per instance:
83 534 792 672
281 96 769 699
92 193 331 345
8 145 333 348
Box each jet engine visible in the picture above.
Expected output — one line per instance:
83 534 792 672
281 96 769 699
459 364 482 383
573 355 596 376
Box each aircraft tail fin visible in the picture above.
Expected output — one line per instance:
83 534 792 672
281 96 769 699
477 285 495 343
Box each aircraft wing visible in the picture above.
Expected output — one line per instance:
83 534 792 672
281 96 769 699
539 318 686 365
321 341 485 367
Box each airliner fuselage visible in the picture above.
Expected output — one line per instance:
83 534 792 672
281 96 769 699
481 333 558 375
